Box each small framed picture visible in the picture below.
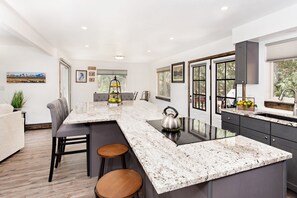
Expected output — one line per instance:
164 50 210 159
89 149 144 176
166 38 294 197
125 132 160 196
76 70 87 83
171 62 185 83
89 71 95 76
89 78 95 82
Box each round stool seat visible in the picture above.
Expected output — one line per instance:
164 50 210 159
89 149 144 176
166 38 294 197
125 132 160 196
97 144 129 158
96 169 142 198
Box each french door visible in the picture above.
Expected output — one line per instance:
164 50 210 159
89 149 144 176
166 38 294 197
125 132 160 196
188 52 236 128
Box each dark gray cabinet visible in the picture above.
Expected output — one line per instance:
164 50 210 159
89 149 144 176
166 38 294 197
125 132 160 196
271 136 297 192
235 41 259 84
240 127 270 145
221 111 297 193
221 112 240 134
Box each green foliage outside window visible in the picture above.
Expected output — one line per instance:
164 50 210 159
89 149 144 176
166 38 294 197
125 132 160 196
273 59 297 98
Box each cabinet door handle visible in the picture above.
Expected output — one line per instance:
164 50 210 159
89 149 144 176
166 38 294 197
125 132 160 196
227 117 230 120
272 139 276 142
265 136 268 140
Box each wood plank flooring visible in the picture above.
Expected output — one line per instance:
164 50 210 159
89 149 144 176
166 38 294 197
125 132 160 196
0 129 297 198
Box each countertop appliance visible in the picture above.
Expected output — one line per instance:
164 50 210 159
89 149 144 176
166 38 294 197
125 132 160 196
147 117 236 146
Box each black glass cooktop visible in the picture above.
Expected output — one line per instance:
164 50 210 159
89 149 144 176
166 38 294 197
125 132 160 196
147 117 236 146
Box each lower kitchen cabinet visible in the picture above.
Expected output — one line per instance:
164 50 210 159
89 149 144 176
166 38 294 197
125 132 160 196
222 121 239 134
271 136 297 193
240 127 270 145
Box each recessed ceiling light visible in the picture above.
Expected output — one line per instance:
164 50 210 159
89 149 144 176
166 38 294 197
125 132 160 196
81 26 88 30
115 55 125 60
170 37 175 40
221 6 229 11
85 44 89 48
147 50 151 53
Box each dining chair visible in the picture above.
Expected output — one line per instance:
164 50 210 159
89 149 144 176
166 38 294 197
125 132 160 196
133 91 138 100
93 92 109 102
121 92 134 100
47 99 90 182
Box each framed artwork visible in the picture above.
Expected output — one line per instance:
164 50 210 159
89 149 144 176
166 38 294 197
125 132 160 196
89 78 95 82
88 66 96 70
89 71 95 76
76 70 87 83
171 62 185 83
7 72 46 83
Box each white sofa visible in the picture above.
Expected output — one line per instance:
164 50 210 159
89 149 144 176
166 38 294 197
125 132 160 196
0 104 24 161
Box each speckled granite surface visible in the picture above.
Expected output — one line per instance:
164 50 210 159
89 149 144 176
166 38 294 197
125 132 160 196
64 101 292 194
221 108 297 127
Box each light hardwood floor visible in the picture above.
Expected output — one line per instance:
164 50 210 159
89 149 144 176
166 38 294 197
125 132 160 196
0 129 297 198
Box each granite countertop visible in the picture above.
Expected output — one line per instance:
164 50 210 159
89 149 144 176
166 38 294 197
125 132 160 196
64 101 292 194
221 108 297 127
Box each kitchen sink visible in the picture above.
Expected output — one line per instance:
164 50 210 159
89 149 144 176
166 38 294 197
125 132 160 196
255 112 297 122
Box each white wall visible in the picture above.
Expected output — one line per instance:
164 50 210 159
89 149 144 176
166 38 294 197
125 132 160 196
71 60 151 107
149 36 234 119
0 45 59 124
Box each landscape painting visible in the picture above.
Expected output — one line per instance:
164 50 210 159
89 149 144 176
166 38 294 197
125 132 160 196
7 72 46 83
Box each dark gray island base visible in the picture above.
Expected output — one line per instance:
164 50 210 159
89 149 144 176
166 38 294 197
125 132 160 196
89 121 287 198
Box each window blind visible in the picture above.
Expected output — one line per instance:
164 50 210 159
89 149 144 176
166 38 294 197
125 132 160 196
97 69 127 75
266 37 297 61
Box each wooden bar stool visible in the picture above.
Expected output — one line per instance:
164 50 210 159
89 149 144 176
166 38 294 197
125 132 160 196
95 169 142 198
97 144 129 179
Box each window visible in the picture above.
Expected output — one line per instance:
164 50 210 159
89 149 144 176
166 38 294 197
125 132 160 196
97 69 127 93
215 60 236 114
156 67 170 101
192 65 206 111
272 58 297 99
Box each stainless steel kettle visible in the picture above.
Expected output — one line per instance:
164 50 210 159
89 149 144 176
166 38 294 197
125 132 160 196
161 106 181 131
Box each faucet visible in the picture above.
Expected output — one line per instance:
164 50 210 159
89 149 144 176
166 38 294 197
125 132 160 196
278 88 297 116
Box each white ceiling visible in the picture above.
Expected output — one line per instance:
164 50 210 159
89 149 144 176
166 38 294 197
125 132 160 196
4 0 297 63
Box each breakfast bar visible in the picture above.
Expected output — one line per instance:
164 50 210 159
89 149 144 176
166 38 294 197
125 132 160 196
64 101 292 198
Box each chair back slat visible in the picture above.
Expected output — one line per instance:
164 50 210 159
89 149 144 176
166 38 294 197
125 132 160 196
47 99 65 137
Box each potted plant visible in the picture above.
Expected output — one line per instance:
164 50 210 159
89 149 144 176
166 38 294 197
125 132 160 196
11 91 26 111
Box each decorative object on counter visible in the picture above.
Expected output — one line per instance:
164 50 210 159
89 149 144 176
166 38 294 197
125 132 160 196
76 70 87 83
236 97 257 111
7 72 46 83
108 76 122 105
11 91 26 111
171 62 185 83
161 106 181 131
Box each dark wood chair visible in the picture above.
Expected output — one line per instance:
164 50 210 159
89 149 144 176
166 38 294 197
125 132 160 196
47 99 90 182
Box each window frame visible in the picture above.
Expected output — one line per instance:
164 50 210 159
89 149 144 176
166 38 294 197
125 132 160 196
270 58 297 102
156 67 171 102
192 64 207 111
215 60 237 115
97 69 128 93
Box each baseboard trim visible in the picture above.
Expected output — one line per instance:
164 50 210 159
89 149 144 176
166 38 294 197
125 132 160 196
25 123 52 131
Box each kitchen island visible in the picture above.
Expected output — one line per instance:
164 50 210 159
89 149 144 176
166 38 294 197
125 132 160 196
65 101 292 198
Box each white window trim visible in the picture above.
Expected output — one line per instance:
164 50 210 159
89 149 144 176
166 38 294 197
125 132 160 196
269 61 294 103
156 66 171 101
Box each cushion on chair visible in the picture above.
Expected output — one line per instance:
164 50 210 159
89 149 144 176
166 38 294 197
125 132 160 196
0 104 14 115
57 123 89 137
